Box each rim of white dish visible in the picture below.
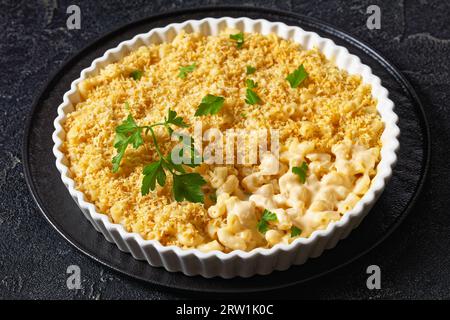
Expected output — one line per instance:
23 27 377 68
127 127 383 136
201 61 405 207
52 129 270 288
52 17 400 261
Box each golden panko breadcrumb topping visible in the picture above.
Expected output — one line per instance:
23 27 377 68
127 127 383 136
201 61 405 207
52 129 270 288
62 30 383 252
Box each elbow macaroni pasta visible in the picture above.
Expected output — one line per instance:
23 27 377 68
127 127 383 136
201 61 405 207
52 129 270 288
207 139 380 251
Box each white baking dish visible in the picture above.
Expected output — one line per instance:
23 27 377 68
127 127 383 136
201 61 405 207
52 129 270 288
53 17 400 278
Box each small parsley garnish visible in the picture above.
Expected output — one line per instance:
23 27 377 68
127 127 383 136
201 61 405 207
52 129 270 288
292 161 308 183
245 79 257 89
112 108 206 203
246 65 256 75
245 79 261 105
291 226 302 237
130 70 143 80
245 90 261 105
178 63 196 79
257 209 278 233
194 94 225 116
286 65 308 88
230 32 244 49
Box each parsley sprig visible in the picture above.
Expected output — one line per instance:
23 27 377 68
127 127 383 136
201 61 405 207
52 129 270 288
292 161 308 183
286 64 308 88
178 63 196 79
257 209 278 233
230 32 244 49
112 107 206 203
245 79 262 105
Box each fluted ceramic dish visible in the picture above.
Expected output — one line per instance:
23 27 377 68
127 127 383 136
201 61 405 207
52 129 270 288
53 17 400 278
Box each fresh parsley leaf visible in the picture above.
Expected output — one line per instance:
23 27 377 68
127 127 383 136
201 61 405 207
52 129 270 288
246 65 256 75
245 88 261 105
286 65 308 88
156 166 166 187
141 160 165 195
112 134 129 173
112 114 144 172
129 129 144 148
113 131 127 146
292 161 308 183
172 173 206 203
245 79 257 89
194 94 225 116
115 114 139 133
245 79 261 105
230 32 244 48
167 109 189 128
262 209 278 222
130 70 143 80
291 226 302 237
257 209 278 233
178 63 196 79
257 220 269 234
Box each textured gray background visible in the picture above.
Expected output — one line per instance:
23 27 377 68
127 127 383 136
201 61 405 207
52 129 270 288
1 0 449 299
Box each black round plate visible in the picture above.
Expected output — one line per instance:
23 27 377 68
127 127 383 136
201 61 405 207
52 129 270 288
23 7 430 293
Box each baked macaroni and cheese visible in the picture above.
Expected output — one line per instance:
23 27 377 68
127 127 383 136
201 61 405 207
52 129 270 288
62 30 383 253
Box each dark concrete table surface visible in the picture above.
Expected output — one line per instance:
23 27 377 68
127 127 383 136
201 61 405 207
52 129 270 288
1 0 449 299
